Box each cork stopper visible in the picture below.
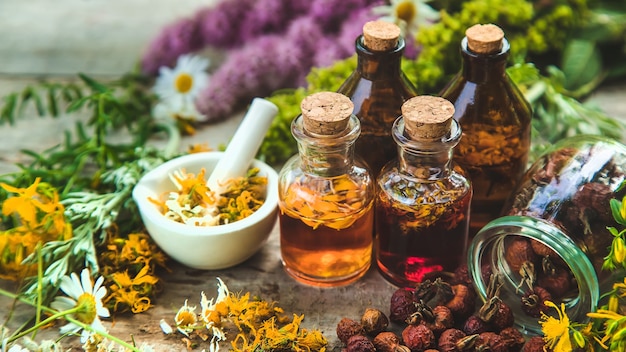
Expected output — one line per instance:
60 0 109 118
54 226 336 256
402 96 454 140
465 23 504 54
300 92 354 135
362 20 401 51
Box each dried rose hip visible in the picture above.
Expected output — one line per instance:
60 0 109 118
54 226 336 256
390 288 418 323
500 327 525 352
537 266 572 299
530 239 559 258
402 324 435 351
414 278 454 308
462 315 490 335
521 286 552 318
373 332 410 352
505 237 538 273
337 317 365 345
491 301 515 332
437 328 466 352
423 305 454 336
521 336 547 352
476 332 508 352
452 263 492 286
445 284 476 321
361 308 389 336
346 334 376 352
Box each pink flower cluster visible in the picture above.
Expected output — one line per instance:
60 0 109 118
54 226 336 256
141 0 383 122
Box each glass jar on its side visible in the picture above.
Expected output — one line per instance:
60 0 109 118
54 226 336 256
468 135 626 334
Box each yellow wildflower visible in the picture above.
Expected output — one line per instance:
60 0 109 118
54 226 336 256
540 301 573 352
2 178 45 225
232 314 327 352
170 278 326 351
0 180 71 281
107 265 159 313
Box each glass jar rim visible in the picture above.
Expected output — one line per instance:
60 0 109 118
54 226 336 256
468 215 599 335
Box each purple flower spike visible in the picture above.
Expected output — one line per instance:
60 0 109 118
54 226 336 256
310 0 381 30
196 0 255 49
141 17 203 75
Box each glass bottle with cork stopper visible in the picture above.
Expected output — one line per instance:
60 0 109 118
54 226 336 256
375 95 472 288
440 23 532 237
278 91 375 287
337 20 418 178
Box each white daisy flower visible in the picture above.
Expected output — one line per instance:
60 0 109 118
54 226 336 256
21 337 63 352
7 344 28 352
152 100 207 123
200 278 229 352
50 268 110 343
153 54 210 114
174 299 198 337
372 0 441 39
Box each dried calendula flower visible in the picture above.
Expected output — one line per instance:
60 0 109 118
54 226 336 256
281 176 367 230
150 167 267 226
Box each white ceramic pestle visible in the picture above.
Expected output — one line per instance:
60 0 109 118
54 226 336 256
207 97 278 194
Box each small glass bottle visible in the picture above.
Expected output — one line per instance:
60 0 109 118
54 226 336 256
278 91 375 287
376 96 472 288
337 20 418 178
468 135 626 334
440 24 532 237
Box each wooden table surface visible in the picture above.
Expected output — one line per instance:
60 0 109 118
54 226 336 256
1 1 625 351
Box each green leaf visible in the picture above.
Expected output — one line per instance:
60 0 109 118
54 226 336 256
1 93 18 125
78 73 109 93
561 39 603 91
47 86 59 116
610 198 626 226
66 96 89 113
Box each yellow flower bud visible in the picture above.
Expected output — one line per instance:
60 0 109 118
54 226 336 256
613 237 626 264
608 295 620 312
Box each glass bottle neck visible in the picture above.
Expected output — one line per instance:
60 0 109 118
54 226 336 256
460 37 509 83
292 114 361 176
355 35 405 80
392 118 461 180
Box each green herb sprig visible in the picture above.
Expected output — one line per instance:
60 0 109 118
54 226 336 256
1 72 180 304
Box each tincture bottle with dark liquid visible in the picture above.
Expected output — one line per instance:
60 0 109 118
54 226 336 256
375 96 472 288
440 23 531 237
337 20 417 178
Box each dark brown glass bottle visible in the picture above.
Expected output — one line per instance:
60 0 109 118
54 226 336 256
337 20 417 178
440 24 532 237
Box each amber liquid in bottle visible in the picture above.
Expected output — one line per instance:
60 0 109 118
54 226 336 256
440 26 531 237
280 175 374 286
338 22 417 178
278 92 375 287
375 96 472 288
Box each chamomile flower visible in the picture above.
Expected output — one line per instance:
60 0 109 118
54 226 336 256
152 100 207 124
200 278 229 351
50 268 110 343
372 0 440 39
174 300 198 337
153 54 210 114
7 344 28 352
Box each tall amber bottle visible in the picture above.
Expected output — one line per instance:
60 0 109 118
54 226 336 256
278 92 375 287
440 24 532 237
337 20 417 178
